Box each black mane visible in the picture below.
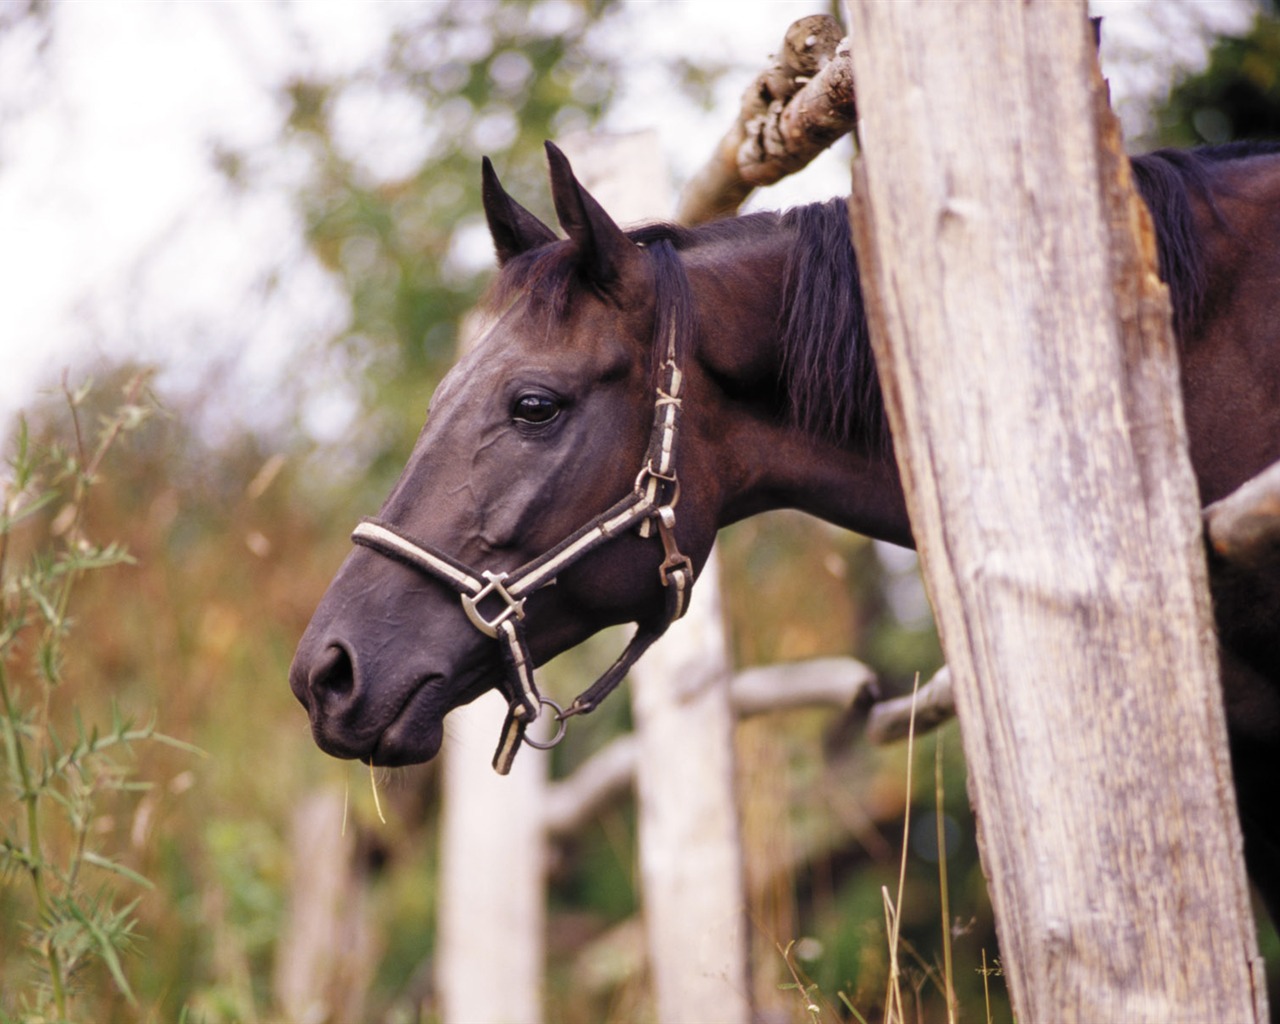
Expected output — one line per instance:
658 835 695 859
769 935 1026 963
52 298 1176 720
777 198 881 446
630 203 883 447
1131 140 1280 336
486 142 1278 450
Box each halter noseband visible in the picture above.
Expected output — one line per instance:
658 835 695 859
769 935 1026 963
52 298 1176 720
350 324 694 774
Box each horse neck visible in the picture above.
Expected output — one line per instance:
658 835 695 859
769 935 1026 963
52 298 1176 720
683 220 914 549
1177 148 1280 505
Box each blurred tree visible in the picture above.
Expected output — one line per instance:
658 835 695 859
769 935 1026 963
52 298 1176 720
224 0 625 492
1153 6 1280 146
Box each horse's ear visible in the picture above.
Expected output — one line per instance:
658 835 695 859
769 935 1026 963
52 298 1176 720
482 156 558 266
544 141 639 287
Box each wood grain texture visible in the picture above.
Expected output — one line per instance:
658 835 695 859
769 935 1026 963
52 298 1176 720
845 1 1266 1019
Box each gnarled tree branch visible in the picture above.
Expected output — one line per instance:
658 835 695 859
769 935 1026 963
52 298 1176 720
677 15 855 225
864 667 954 746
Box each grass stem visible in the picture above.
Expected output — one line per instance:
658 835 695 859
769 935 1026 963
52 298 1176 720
936 733 956 1024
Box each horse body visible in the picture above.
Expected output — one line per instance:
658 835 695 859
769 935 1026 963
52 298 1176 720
1177 149 1280 506
291 141 1280 917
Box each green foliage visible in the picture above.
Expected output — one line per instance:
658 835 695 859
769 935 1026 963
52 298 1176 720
0 375 196 1022
1153 10 1280 145
246 0 626 486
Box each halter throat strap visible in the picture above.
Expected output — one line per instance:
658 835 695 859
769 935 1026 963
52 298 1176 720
350 326 693 774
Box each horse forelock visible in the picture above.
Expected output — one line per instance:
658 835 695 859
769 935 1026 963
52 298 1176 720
480 226 700 393
483 241 580 323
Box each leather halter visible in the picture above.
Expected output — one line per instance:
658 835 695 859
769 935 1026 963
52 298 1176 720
350 323 694 774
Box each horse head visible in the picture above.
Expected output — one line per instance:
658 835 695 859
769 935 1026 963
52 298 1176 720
289 144 723 769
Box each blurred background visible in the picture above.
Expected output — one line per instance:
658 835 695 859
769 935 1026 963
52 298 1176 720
2 1 1278 1021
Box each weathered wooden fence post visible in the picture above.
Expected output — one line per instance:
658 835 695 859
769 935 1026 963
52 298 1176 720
437 692 546 1023
845 1 1266 1019
274 788 377 1023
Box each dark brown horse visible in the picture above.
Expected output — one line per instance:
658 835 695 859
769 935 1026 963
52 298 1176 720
291 140 1280 920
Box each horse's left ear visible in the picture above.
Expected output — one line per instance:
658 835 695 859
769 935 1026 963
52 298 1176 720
545 141 640 288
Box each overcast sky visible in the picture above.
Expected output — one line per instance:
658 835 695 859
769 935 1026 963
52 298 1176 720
0 0 1257 439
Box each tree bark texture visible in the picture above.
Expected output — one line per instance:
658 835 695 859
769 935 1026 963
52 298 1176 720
629 551 752 1024
544 656 877 836
845 2 1266 1021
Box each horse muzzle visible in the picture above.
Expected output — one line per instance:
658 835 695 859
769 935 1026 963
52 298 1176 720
288 638 450 765
288 550 502 766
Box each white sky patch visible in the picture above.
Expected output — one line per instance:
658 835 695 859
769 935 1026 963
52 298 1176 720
0 0 1259 438
1 5 284 414
329 80 439 185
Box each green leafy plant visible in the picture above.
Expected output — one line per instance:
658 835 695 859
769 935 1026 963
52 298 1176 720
1 374 194 1022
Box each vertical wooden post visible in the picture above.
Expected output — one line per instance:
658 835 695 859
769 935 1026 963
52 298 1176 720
560 130 752 1024
845 1 1266 1019
437 692 546 1024
274 789 377 1024
629 552 751 1024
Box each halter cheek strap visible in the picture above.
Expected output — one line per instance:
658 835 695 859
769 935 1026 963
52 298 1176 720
350 328 694 774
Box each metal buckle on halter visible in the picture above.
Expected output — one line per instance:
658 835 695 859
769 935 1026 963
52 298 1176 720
655 505 693 588
635 465 676 539
634 461 680 499
460 570 526 638
634 464 681 539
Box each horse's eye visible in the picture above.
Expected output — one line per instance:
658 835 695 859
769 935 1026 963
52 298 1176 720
512 393 561 425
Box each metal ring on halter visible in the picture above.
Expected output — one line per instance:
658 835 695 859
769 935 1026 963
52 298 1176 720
521 696 568 750
634 464 681 507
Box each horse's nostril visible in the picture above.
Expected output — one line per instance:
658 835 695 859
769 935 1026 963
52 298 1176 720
316 644 356 697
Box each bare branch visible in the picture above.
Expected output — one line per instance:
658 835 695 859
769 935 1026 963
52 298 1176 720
730 655 876 715
864 667 955 746
739 36 855 187
543 656 878 835
1205 458 1280 570
543 734 637 838
677 15 855 225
